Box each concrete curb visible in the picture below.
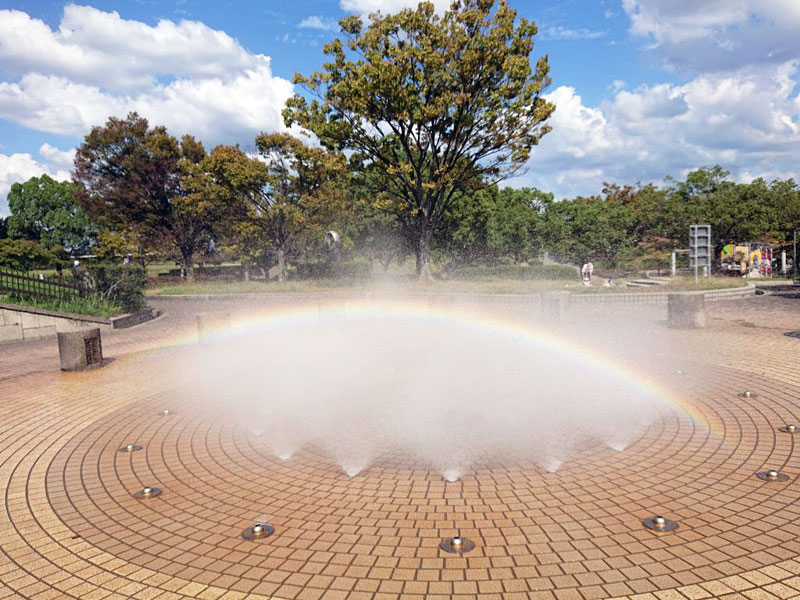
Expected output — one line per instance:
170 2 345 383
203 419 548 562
0 303 158 344
149 284 757 305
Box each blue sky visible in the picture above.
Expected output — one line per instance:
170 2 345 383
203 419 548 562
1 0 799 215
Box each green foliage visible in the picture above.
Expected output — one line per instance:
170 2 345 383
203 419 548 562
207 135 347 281
73 113 223 280
5 293 124 318
452 263 577 280
294 258 372 280
0 216 8 239
0 239 57 272
543 193 636 268
6 174 96 253
336 167 410 271
78 264 147 312
285 0 554 277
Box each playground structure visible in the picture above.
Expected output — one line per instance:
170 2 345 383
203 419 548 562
720 243 783 277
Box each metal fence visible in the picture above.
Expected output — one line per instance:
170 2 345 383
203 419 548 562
0 270 85 302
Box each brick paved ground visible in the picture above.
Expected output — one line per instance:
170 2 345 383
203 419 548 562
1 292 799 599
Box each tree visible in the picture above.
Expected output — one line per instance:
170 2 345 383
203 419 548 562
435 186 495 266
0 216 7 239
487 187 549 264
73 113 221 280
207 135 347 281
0 239 57 272
5 174 95 254
545 194 636 268
339 168 410 272
284 0 554 278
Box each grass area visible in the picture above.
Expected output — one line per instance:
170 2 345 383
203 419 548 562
147 273 758 297
572 276 749 294
149 278 583 296
0 294 125 318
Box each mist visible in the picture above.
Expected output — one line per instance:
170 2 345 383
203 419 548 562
185 299 673 480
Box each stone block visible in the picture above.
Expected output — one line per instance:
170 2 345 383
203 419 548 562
667 293 707 328
197 312 231 345
20 311 40 329
0 323 23 343
541 293 570 322
23 325 57 340
57 328 103 371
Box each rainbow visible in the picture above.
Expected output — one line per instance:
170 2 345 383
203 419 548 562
115 296 713 438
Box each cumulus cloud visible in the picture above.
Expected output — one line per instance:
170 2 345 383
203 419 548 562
0 6 294 145
0 6 260 93
340 0 451 16
0 150 73 216
515 63 800 198
298 16 339 31
540 25 607 41
622 0 800 71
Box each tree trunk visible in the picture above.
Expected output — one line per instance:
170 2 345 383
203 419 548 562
277 246 287 282
243 264 250 282
416 222 434 280
181 249 195 283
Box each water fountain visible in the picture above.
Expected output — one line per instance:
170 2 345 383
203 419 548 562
189 302 666 480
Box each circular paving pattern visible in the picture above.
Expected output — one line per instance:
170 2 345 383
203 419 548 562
2 296 800 600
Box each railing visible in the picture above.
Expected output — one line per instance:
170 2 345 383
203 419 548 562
0 270 85 302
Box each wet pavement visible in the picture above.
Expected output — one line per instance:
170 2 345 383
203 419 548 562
1 293 799 600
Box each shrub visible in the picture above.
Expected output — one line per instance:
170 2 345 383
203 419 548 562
294 259 372 280
0 239 57 272
77 264 147 311
452 263 578 281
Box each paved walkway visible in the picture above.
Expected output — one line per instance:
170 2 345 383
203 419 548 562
1 293 799 600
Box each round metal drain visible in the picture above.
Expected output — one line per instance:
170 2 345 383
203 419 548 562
133 486 162 499
757 470 789 482
778 425 797 434
440 536 475 553
785 331 800 339
642 515 678 533
738 391 759 398
118 444 143 453
242 523 274 540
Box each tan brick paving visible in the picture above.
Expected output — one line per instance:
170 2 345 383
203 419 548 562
0 293 799 599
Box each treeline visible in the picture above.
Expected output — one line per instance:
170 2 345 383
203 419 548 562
1 114 797 279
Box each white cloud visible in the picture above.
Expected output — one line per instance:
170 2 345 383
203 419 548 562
622 0 800 71
0 6 260 93
37 144 76 170
340 0 451 16
298 16 339 31
540 26 606 41
0 151 72 216
0 6 294 145
514 62 800 198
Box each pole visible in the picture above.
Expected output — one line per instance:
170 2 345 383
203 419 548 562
793 228 797 279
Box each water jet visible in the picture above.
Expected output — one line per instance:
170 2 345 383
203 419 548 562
443 469 461 482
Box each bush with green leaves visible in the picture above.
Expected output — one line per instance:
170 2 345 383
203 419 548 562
294 259 372 280
0 239 57 272
452 264 577 281
76 264 147 312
